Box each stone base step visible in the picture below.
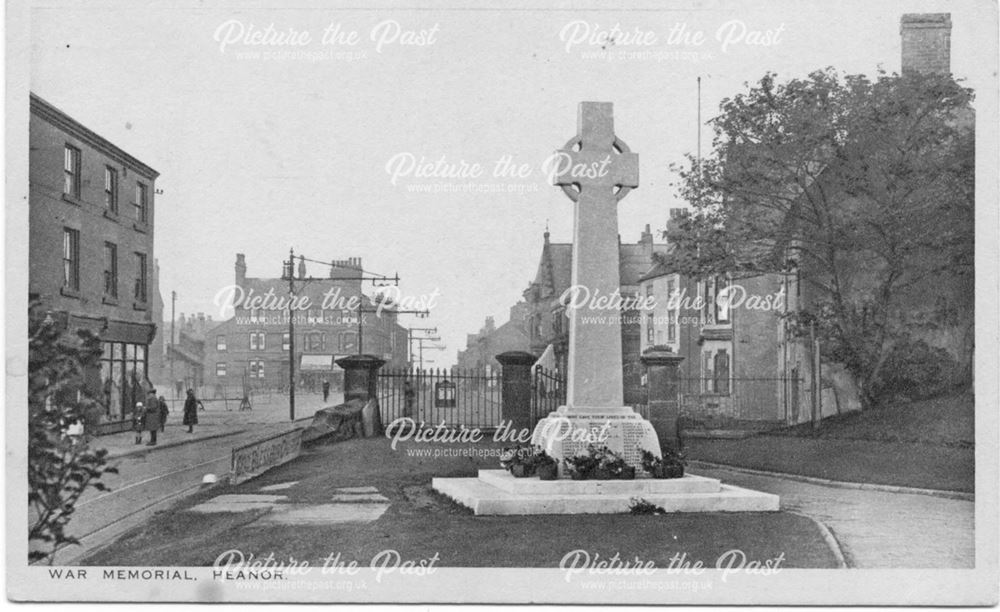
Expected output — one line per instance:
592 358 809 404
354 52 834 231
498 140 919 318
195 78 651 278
478 469 722 495
432 473 780 516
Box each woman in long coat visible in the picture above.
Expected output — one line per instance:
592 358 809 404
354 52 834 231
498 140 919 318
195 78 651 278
183 389 199 433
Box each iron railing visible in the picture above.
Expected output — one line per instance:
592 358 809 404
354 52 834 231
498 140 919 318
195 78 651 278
675 376 802 423
377 367 503 430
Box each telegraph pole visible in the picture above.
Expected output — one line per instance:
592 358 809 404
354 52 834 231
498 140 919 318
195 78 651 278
412 336 443 369
358 302 364 353
407 326 438 368
170 290 176 398
357 304 430 355
697 75 702 172
278 249 406 416
287 248 296 421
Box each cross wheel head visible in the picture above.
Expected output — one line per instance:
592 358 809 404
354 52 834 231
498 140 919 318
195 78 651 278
548 102 639 203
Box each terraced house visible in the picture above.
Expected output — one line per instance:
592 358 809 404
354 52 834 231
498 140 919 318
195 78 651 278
29 93 161 425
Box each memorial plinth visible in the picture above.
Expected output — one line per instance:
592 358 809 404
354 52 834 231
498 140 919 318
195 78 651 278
530 407 662 476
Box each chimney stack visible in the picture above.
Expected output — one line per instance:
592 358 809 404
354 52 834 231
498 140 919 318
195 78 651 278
901 13 951 75
235 253 247 285
640 223 654 257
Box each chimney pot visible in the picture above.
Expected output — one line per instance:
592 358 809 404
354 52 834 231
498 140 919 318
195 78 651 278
235 253 247 284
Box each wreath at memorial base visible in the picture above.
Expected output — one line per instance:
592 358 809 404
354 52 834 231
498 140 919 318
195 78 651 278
499 444 557 478
639 447 686 479
563 445 635 480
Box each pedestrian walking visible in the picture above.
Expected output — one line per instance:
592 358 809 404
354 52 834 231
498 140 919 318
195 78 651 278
133 401 146 444
183 389 199 434
322 379 331 403
158 395 169 432
144 390 161 446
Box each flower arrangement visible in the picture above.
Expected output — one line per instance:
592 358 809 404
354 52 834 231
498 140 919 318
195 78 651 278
563 450 600 480
563 445 635 480
639 446 686 479
500 444 557 478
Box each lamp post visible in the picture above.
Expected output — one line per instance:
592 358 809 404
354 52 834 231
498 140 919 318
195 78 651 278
170 290 176 398
283 248 296 421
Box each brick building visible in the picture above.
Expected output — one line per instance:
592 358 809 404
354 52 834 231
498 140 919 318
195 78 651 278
146 311 214 398
640 239 807 430
455 302 531 372
523 226 668 406
29 93 160 423
201 254 409 397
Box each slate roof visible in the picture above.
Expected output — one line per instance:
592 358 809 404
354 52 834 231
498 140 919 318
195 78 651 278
530 235 668 297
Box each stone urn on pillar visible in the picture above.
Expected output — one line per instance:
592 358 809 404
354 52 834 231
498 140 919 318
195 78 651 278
640 346 685 451
335 354 386 434
495 351 537 435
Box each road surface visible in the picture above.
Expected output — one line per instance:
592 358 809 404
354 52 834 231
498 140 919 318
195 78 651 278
48 421 304 565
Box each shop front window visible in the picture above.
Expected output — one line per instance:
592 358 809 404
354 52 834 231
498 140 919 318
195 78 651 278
99 341 149 420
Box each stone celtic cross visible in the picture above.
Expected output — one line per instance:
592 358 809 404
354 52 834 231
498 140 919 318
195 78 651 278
552 101 639 410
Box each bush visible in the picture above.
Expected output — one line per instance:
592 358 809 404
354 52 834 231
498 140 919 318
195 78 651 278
876 339 962 402
28 305 117 563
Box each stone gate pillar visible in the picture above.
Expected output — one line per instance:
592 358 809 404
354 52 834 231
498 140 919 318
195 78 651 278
640 347 685 451
335 354 386 433
495 351 537 436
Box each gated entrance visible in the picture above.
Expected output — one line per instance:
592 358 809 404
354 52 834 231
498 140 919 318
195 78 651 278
377 367 502 429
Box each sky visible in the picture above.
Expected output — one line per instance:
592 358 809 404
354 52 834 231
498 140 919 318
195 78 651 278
28 0 994 366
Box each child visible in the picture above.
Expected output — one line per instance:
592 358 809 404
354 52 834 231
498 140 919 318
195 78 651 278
133 401 146 444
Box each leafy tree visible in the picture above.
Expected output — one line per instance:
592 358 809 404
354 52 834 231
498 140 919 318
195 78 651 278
28 303 117 563
665 68 974 408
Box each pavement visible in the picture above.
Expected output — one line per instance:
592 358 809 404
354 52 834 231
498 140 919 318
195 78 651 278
694 464 975 568
95 391 339 458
